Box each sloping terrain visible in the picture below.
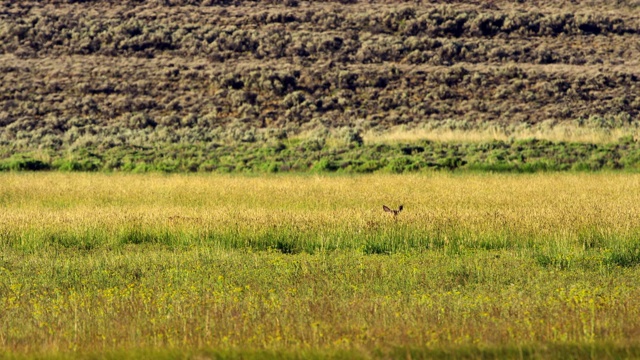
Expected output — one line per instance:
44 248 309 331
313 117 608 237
1 0 639 172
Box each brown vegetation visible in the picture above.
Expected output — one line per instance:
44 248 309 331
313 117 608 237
0 0 639 162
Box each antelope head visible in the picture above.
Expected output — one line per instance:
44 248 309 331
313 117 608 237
383 205 403 216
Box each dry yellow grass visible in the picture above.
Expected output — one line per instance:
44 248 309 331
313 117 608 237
2 172 640 237
362 125 638 144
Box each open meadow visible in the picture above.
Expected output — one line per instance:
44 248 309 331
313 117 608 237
1 172 640 359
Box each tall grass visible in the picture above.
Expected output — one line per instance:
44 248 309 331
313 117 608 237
362 124 638 145
1 173 640 358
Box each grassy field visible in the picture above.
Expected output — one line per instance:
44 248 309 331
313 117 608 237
2 0 640 172
2 172 640 359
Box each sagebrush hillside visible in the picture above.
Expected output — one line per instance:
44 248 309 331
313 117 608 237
1 0 639 172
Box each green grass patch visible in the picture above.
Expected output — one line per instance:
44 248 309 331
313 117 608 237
4 137 640 174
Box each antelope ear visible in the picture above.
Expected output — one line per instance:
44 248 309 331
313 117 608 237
398 205 403 212
383 205 392 212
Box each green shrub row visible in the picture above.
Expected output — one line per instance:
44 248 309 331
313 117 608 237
3 137 640 173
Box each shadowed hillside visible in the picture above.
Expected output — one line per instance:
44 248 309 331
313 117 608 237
1 0 639 172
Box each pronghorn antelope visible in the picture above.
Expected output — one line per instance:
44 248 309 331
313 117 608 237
383 205 403 216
